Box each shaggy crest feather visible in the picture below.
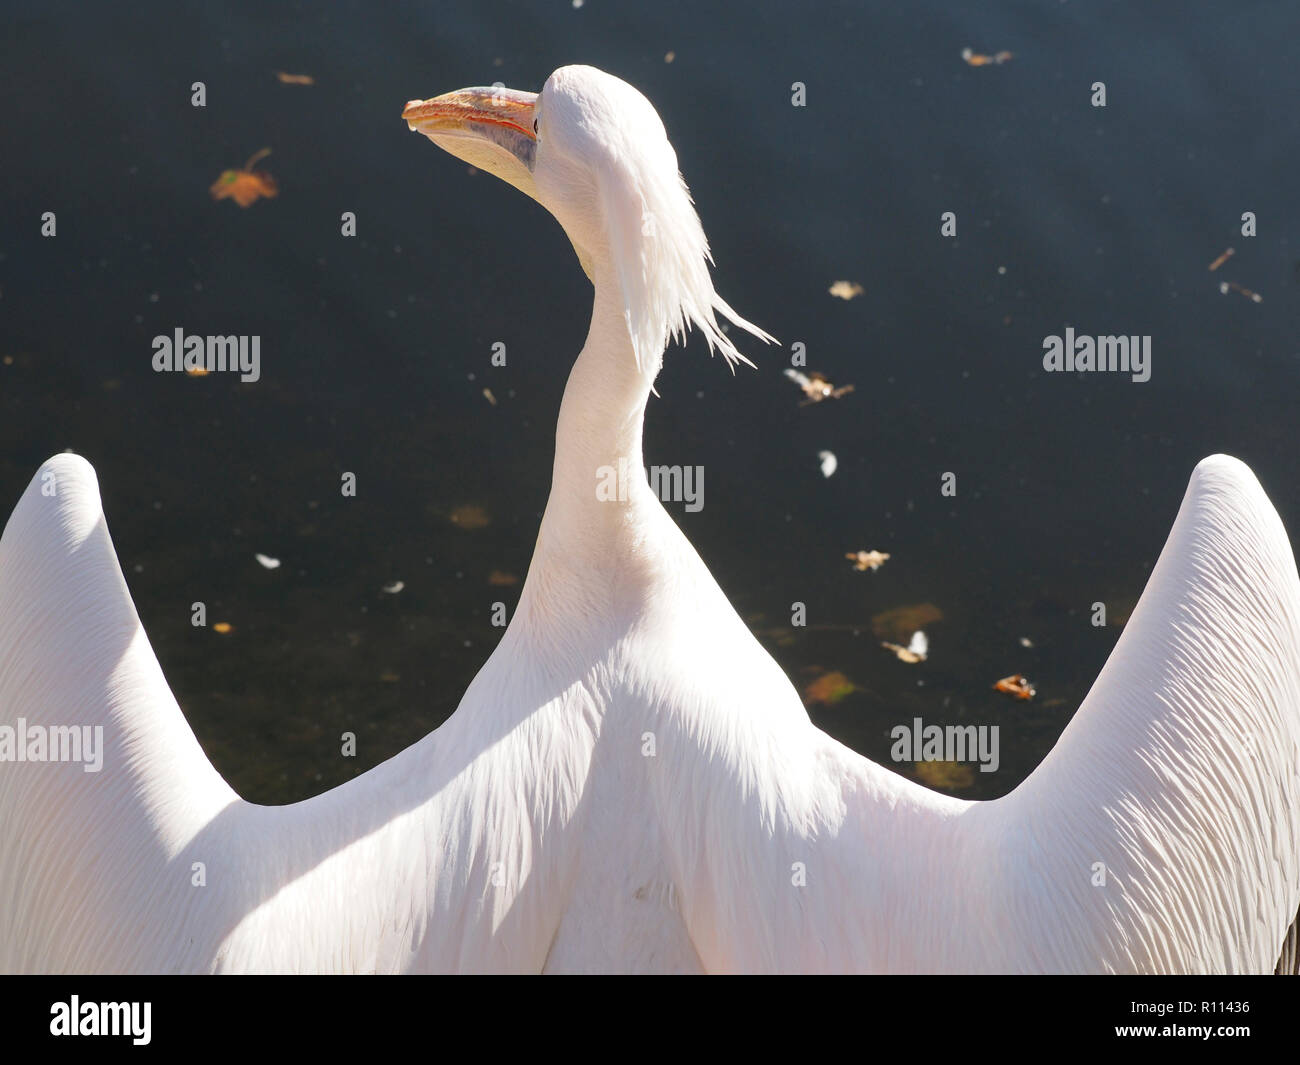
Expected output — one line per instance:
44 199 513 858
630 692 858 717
580 74 775 378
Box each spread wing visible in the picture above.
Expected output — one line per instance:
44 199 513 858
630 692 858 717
0 455 571 973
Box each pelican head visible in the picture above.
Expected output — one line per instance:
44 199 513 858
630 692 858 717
403 64 773 376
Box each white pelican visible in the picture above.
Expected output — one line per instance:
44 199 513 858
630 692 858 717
2 65 1298 974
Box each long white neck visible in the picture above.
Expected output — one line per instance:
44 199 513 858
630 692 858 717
534 262 660 568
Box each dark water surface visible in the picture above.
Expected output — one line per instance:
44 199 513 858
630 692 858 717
2 0 1297 802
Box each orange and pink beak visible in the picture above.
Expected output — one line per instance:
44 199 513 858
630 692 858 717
403 86 541 203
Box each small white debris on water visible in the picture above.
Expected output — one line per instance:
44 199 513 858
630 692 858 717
255 553 281 570
818 450 838 478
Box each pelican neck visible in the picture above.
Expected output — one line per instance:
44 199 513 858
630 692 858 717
538 263 661 555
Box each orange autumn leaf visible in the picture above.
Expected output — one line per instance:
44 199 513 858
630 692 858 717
210 148 278 208
213 622 234 634
962 47 1013 67
274 71 315 85
993 673 1036 700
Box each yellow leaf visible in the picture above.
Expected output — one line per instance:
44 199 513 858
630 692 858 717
915 761 975 790
450 504 490 530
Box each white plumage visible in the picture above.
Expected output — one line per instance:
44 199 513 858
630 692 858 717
1 66 1297 973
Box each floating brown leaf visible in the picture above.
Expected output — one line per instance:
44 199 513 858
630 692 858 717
871 603 944 643
804 671 858 706
828 280 864 300
785 368 855 405
881 630 928 664
1109 596 1138 627
846 549 890 572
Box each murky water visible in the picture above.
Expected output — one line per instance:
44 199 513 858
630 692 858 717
2 0 1297 803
